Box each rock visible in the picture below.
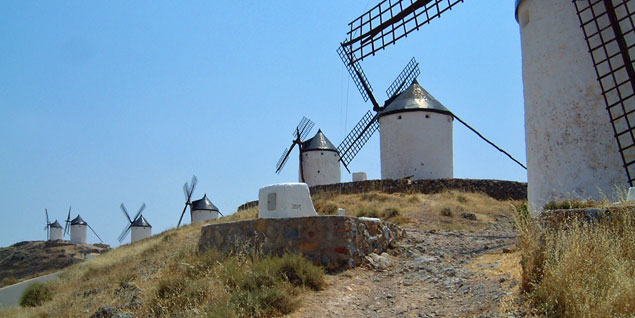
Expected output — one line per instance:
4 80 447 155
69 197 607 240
90 306 135 318
461 213 477 220
365 253 392 270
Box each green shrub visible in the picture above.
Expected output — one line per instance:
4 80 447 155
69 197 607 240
356 206 379 218
19 282 52 307
543 199 597 210
0 276 18 288
440 207 453 217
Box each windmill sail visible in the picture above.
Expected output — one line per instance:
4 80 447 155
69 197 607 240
274 117 314 174
574 0 635 186
386 57 420 99
342 0 466 63
338 110 380 167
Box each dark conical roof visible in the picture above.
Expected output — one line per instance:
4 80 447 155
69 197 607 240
301 129 338 152
379 79 453 118
131 215 152 228
71 215 87 226
191 194 219 211
50 220 62 229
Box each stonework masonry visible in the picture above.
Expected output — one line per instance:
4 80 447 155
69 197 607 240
198 216 405 271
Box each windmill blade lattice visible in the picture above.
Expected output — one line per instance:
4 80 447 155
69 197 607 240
342 0 466 64
177 175 197 228
386 57 420 99
337 45 375 104
275 117 314 174
87 224 103 243
337 110 380 167
574 0 635 186
64 206 72 236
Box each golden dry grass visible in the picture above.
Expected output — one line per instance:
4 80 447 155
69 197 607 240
517 207 635 317
314 190 522 231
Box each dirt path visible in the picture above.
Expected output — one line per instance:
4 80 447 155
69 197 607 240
288 225 521 318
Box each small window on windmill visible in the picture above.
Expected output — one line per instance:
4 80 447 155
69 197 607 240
321 152 324 155
267 193 277 211
317 170 321 174
398 115 402 120
425 114 430 118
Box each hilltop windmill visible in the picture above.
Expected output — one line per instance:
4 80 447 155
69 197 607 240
44 209 63 241
338 0 635 211
336 47 525 179
69 214 103 244
191 194 223 223
118 203 152 243
177 175 197 228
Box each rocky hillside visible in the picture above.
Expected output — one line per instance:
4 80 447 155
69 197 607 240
0 190 525 317
0 240 110 287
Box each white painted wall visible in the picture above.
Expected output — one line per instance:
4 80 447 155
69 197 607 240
379 111 453 180
353 172 367 182
70 224 87 244
49 227 63 241
518 0 626 214
131 226 151 243
191 209 219 223
299 150 341 187
258 183 318 218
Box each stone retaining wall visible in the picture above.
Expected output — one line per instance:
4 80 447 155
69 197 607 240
198 216 405 271
238 178 527 211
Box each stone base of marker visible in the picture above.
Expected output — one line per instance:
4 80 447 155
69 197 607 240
198 216 405 271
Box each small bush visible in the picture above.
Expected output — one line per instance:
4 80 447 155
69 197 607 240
440 207 453 217
0 276 18 288
382 207 400 219
315 202 338 215
360 193 390 202
544 199 597 210
456 194 468 204
407 195 421 203
19 282 52 307
356 206 380 218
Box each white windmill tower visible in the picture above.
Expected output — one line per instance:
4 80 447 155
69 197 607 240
68 214 102 244
336 52 525 181
118 203 152 244
276 117 336 187
379 79 454 180
44 209 63 241
516 0 633 212
298 129 342 186
190 194 222 223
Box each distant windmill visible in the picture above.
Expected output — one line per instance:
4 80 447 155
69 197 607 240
70 214 103 244
44 209 63 241
190 194 223 223
177 175 198 228
118 203 151 243
336 46 526 179
276 117 332 182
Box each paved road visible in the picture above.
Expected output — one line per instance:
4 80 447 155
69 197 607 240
0 272 62 309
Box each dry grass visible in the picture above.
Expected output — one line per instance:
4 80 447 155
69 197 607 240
314 190 521 231
517 206 635 317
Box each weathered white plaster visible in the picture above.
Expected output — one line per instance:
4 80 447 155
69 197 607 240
518 0 626 214
70 224 87 244
379 111 453 180
353 172 367 182
49 227 63 241
258 183 318 219
191 209 219 223
131 226 151 243
300 150 341 187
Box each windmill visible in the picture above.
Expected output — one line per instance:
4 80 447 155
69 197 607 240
177 175 198 228
336 46 526 175
274 116 316 183
44 209 62 241
70 215 103 244
118 203 146 243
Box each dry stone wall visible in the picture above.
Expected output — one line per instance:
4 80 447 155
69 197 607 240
198 216 405 271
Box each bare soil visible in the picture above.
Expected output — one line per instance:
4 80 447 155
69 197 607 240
288 204 522 318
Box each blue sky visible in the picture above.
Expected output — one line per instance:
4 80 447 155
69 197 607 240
0 1 525 247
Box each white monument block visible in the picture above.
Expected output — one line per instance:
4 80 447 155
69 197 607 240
258 183 318 219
